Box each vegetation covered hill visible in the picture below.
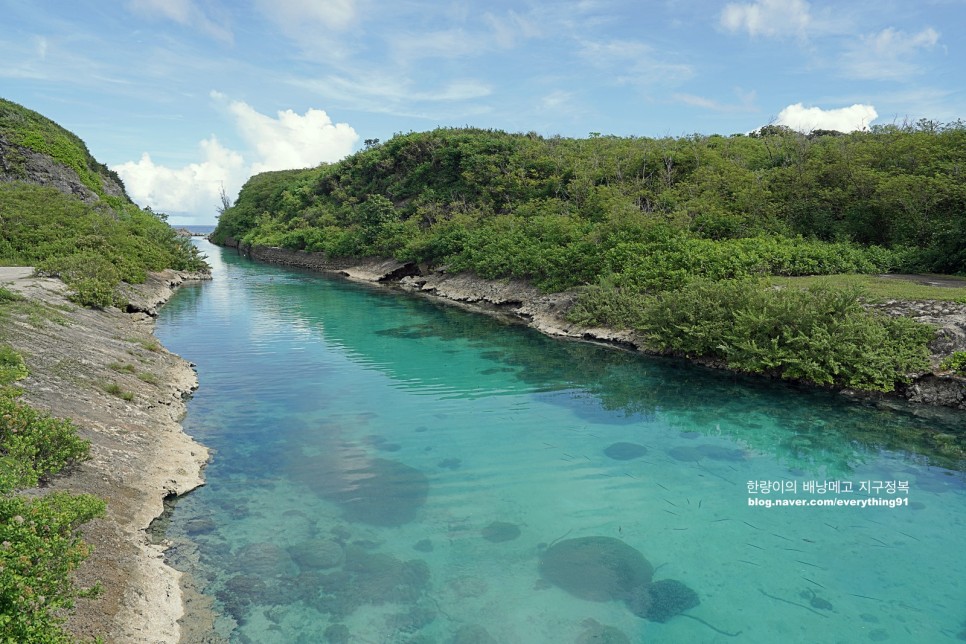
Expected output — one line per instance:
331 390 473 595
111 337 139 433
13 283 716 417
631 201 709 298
214 122 966 392
0 97 207 308
0 97 209 641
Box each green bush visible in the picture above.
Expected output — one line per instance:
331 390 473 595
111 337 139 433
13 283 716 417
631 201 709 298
0 347 27 387
567 279 650 330
0 182 208 309
0 492 105 644
637 280 932 391
0 289 25 305
0 380 101 643
940 351 966 376
0 393 91 491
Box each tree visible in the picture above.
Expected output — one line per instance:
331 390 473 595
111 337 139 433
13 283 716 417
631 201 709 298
217 183 232 217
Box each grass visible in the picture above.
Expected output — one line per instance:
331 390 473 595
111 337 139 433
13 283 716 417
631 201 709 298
108 362 136 374
102 381 134 401
124 336 162 352
0 290 71 329
137 372 159 385
771 274 966 303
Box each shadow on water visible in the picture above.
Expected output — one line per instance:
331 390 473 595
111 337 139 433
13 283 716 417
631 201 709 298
184 243 966 477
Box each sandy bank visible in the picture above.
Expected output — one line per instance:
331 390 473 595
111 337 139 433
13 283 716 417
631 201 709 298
0 268 211 642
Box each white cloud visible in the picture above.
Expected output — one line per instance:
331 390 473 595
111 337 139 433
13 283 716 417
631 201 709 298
541 90 574 111
580 39 693 87
126 0 232 43
253 0 360 58
841 27 940 80
391 10 541 62
257 0 359 31
224 98 359 174
674 88 757 113
393 29 480 61
113 136 245 218
113 97 358 220
720 0 811 38
774 103 878 132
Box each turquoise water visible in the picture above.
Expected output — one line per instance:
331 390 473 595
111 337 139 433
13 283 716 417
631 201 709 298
155 241 966 643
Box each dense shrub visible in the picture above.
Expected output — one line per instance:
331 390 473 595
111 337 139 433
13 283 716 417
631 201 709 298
215 122 966 279
215 123 963 393
941 351 966 376
638 280 932 391
1 183 207 307
0 343 102 643
0 492 105 643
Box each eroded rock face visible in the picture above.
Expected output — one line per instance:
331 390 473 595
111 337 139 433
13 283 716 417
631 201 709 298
0 136 128 204
900 374 966 409
869 300 966 357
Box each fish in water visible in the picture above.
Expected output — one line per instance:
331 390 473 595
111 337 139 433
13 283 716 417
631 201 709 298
801 588 834 611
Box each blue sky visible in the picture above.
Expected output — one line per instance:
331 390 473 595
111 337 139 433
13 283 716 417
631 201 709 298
1 0 963 224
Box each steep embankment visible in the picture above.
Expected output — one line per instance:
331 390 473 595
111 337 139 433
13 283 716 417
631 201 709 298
0 98 128 204
231 240 966 410
0 268 210 641
0 97 214 641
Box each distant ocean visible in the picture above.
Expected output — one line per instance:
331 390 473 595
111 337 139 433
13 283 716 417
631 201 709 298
180 224 216 236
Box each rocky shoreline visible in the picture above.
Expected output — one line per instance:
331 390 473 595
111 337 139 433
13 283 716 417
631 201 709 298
0 267 210 643
233 241 966 410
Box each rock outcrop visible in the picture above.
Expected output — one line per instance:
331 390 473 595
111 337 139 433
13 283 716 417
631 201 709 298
0 267 210 642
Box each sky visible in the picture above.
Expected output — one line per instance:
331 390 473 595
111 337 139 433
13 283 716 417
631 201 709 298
1 1 963 225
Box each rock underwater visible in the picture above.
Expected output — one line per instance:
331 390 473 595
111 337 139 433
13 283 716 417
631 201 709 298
538 536 700 624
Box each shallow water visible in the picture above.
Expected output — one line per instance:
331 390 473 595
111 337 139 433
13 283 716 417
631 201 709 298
155 241 966 643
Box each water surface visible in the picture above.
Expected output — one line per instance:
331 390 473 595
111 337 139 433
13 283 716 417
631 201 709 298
156 241 966 643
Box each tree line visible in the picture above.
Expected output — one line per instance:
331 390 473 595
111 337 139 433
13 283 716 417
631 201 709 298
212 121 966 391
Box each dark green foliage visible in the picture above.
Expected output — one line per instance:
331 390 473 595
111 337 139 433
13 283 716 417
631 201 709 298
215 122 966 282
0 367 101 643
638 280 933 391
0 289 25 305
213 123 963 392
1 99 208 308
0 492 105 643
0 346 27 386
0 392 91 491
1 182 207 307
0 97 123 200
941 351 966 376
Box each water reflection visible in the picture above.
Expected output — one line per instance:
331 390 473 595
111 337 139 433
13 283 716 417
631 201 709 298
155 241 966 643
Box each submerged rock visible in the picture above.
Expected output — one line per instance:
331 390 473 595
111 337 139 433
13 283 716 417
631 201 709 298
576 619 630 644
538 536 653 602
323 623 350 643
311 546 432 619
481 521 521 543
625 578 699 622
288 539 345 570
302 458 429 526
233 541 297 578
449 624 498 644
604 442 648 460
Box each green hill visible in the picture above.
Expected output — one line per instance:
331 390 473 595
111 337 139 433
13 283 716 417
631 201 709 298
0 97 208 307
213 123 966 392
